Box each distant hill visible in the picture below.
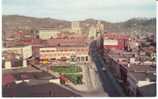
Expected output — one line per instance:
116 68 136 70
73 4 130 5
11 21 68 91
110 18 156 35
2 15 156 36
2 15 70 30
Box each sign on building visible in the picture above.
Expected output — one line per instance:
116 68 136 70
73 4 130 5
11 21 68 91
104 39 118 46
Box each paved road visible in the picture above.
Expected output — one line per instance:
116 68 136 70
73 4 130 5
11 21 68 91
81 64 93 90
89 40 125 97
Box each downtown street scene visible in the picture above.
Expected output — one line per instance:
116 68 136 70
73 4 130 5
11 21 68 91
2 0 157 97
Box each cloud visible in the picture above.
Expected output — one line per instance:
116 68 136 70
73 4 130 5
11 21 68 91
2 0 156 22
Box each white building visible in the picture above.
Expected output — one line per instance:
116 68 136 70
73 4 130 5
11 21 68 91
96 21 104 35
2 45 32 69
71 21 81 34
88 25 97 39
39 29 60 40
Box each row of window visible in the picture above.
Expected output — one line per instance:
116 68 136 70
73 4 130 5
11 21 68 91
76 56 89 61
40 53 88 58
40 48 88 53
40 56 89 62
40 53 72 57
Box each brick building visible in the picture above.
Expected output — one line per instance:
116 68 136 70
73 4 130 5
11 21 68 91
103 33 129 50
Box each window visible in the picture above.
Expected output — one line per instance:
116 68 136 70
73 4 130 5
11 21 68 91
77 57 80 61
86 56 88 61
81 57 84 61
51 58 56 60
77 49 80 52
11 59 23 67
2 60 5 68
41 50 45 52
60 49 63 52
64 49 68 52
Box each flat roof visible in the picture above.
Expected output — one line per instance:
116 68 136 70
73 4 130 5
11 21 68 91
3 71 55 81
3 83 81 97
129 71 156 82
128 64 156 73
139 83 156 96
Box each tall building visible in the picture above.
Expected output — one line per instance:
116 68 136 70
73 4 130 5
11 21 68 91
88 25 97 39
71 21 81 34
88 21 104 39
96 21 104 36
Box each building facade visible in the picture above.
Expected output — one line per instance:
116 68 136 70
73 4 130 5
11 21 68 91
39 29 60 40
71 21 81 34
39 47 89 64
96 21 104 35
2 45 32 69
88 25 97 39
103 33 129 50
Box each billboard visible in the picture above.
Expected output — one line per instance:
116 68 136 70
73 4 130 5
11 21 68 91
104 39 118 46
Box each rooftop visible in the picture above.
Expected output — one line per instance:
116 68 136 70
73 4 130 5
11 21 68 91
45 37 89 47
129 71 156 82
3 71 55 81
139 83 156 96
103 32 129 40
128 64 156 73
3 83 80 97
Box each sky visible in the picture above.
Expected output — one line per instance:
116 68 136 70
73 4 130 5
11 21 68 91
2 0 156 22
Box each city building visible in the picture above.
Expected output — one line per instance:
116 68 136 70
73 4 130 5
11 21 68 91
88 25 97 39
2 45 32 69
39 46 89 64
60 28 72 33
126 64 156 96
2 70 80 97
56 32 87 39
128 37 140 52
71 21 81 34
103 33 129 50
30 35 90 64
39 28 60 40
96 21 104 35
103 49 156 96
46 36 89 47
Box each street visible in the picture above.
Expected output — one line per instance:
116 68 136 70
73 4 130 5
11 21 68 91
89 40 126 97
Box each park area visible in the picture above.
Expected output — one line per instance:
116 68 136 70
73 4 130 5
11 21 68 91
52 66 83 85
